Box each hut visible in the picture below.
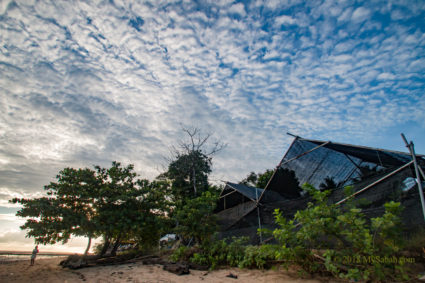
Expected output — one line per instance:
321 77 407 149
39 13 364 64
216 135 425 243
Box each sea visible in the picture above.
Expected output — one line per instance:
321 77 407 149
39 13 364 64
0 254 67 264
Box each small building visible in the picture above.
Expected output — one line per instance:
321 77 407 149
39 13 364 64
216 135 425 243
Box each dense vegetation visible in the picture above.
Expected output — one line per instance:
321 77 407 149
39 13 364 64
170 184 412 281
11 127 222 255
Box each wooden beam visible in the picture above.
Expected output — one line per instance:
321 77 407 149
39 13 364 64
336 160 413 205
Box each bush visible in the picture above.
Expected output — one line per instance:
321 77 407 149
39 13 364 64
173 190 219 244
170 246 191 262
172 236 250 270
190 238 230 269
185 236 277 270
272 184 409 281
238 244 278 269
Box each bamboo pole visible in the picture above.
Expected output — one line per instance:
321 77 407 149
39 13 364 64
257 140 330 203
256 188 262 243
401 134 425 223
336 160 413 205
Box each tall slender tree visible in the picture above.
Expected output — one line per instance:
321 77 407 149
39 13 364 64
165 127 226 202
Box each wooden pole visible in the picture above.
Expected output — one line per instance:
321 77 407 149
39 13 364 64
257 140 330 203
256 188 262 243
336 160 413 205
401 134 425 223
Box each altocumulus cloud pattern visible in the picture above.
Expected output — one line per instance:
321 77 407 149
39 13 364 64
0 0 425 250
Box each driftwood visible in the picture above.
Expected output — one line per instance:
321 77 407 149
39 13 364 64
226 273 238 279
60 254 158 269
163 263 190 275
188 262 209 271
59 253 207 276
59 255 98 269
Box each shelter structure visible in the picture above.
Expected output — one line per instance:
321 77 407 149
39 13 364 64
216 135 425 243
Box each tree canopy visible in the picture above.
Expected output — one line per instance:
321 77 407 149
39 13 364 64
11 127 226 253
163 127 225 203
240 169 274 189
11 162 170 255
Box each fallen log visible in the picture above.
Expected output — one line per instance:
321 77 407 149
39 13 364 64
163 262 190 275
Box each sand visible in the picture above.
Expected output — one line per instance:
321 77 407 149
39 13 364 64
0 257 340 283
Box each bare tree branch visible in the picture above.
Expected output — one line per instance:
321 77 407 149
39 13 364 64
178 126 227 157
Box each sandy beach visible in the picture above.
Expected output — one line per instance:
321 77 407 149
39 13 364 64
0 257 340 283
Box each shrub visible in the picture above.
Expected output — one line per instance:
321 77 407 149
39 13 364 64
170 246 191 262
238 244 278 269
272 184 409 281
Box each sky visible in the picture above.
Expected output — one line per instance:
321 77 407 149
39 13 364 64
1 0 424 252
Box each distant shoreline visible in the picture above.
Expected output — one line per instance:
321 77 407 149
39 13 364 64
0 255 68 264
0 251 82 264
0 251 86 256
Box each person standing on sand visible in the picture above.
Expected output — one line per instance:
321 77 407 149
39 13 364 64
30 245 39 266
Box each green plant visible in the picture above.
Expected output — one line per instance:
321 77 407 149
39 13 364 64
188 236 249 270
226 236 249 266
272 184 409 281
170 246 191 262
238 244 278 269
173 190 219 244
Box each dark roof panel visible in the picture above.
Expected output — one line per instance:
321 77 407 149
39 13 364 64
226 182 263 201
304 138 420 166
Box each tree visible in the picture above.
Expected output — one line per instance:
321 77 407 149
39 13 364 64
164 127 226 202
319 176 338 191
94 162 143 256
240 172 258 187
93 162 171 255
11 167 100 255
166 150 212 202
174 189 219 244
240 169 274 189
11 162 170 256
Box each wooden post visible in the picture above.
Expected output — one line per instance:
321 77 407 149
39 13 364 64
401 134 425 223
256 188 262 243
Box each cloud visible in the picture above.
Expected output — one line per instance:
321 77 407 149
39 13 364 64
1 0 425 250
228 3 246 17
351 7 370 23
275 15 296 26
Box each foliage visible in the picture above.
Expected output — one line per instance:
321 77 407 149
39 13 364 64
166 150 212 202
11 162 170 255
272 184 409 281
238 244 278 269
164 126 226 202
175 236 277 270
319 176 338 191
256 169 274 189
240 169 274 189
188 236 248 269
173 189 219 244
191 239 228 269
240 172 258 187
11 167 100 253
170 246 191 262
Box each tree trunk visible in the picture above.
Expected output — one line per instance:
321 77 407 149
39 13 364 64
84 236 92 256
111 234 121 256
192 167 197 196
100 235 110 257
